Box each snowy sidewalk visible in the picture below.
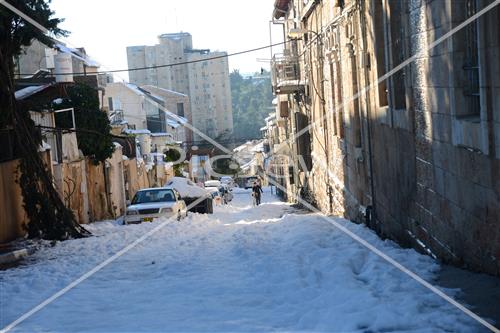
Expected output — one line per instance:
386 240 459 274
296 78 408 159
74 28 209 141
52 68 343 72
0 189 488 332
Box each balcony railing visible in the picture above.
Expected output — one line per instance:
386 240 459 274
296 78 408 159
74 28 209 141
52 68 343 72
271 53 304 95
109 109 125 125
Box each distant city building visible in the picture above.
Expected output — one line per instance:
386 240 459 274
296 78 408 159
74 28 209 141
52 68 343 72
126 32 233 141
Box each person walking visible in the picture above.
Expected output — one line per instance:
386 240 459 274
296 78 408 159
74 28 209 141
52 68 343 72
252 181 263 206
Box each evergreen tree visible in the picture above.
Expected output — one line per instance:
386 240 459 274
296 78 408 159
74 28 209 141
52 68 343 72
55 83 114 164
230 70 273 140
0 1 89 239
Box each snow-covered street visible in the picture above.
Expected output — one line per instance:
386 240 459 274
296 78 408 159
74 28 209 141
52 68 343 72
0 188 486 332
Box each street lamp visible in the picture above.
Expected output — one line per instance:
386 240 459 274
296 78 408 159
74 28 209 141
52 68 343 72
287 28 321 43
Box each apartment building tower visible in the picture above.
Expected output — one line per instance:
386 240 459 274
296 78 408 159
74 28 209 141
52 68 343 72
127 32 233 142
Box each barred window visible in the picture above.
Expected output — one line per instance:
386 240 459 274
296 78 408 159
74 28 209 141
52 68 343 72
373 0 389 107
462 0 481 119
387 0 407 110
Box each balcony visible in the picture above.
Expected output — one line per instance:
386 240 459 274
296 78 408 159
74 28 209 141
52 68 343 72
271 53 304 95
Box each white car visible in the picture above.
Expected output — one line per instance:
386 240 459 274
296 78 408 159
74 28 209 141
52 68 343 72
219 184 233 203
244 176 259 189
204 180 221 188
124 187 188 224
165 177 208 198
219 176 235 188
164 177 214 214
205 186 223 205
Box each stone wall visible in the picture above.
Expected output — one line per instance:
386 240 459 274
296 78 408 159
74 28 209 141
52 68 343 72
402 0 500 274
0 147 153 243
271 0 500 275
53 159 90 225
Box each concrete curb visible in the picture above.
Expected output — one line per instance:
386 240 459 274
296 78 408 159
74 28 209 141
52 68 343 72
0 248 29 265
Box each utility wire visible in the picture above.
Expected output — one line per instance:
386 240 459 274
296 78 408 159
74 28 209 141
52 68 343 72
37 125 261 146
15 40 292 77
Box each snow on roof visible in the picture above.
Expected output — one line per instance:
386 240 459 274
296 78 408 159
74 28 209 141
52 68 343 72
124 83 146 97
123 128 151 135
141 85 188 98
150 132 173 137
265 113 276 122
15 84 53 100
164 111 187 125
252 142 264 152
241 158 256 171
148 93 164 102
260 126 268 131
234 140 264 154
233 143 249 153
55 44 100 67
125 84 187 125
167 120 181 128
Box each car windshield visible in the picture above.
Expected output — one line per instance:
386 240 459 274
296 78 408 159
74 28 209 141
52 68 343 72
132 189 175 204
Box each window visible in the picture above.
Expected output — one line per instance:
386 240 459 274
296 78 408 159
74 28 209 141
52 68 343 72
461 0 481 119
177 103 185 117
108 97 113 111
288 166 295 185
335 56 345 138
347 42 362 148
329 62 338 136
387 0 407 110
373 0 389 107
294 112 312 172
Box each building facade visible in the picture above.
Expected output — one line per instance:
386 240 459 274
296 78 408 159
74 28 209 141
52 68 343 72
267 0 500 275
104 82 188 143
127 32 233 141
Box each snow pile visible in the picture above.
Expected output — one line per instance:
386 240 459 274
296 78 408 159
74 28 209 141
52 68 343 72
0 190 485 332
164 176 208 198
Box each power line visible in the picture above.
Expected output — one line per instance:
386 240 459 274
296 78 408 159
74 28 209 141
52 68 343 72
37 125 261 146
15 40 292 77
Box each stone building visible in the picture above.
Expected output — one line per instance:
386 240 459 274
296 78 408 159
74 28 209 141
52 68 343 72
127 32 233 141
15 40 100 80
269 0 500 275
103 82 189 143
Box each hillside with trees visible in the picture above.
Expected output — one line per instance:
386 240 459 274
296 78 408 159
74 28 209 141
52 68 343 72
230 70 273 140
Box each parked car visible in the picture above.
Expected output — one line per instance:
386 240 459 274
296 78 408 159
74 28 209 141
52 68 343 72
165 177 213 214
124 187 187 224
219 176 235 188
204 180 221 188
205 186 223 205
244 176 259 189
218 184 233 203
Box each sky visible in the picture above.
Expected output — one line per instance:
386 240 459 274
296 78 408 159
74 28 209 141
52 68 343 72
50 0 285 81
